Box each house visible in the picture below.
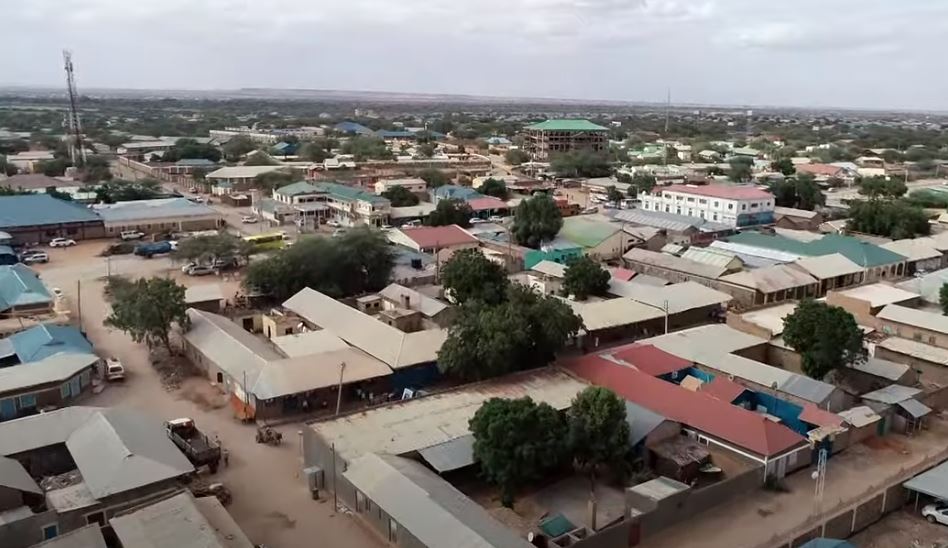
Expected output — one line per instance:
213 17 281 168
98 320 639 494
623 248 731 284
0 265 55 318
876 304 948 350
109 491 254 548
92 198 223 237
334 121 375 136
205 165 287 189
390 204 437 226
679 247 743 274
377 284 453 327
795 163 846 179
0 175 95 202
386 225 479 255
467 196 509 218
0 407 193 548
718 265 819 307
880 239 944 275
374 178 427 195
184 284 225 313
773 206 823 231
897 266 948 305
166 158 219 176
637 184 775 228
613 208 735 245
0 195 104 244
606 281 732 330
523 238 584 270
567 298 667 349
621 225 666 251
6 151 56 173
428 185 481 205
826 283 920 326
792 253 865 294
116 140 176 160
558 216 629 261
522 119 609 160
860 385 931 435
273 181 390 227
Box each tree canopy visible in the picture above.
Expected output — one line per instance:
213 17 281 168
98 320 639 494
441 249 509 306
728 157 754 182
606 185 624 206
782 299 865 379
299 140 330 162
381 185 419 207
550 150 612 178
221 135 256 162
427 199 472 227
770 158 796 176
0 155 17 176
504 148 529 166
511 193 563 248
567 387 630 487
94 179 163 203
469 397 566 507
941 284 948 316
847 199 930 239
253 169 299 192
416 168 450 188
479 178 509 200
858 176 907 199
105 277 190 354
173 233 253 263
243 228 393 301
244 151 278 166
162 138 222 163
341 136 392 161
628 172 657 196
562 256 611 301
769 173 825 211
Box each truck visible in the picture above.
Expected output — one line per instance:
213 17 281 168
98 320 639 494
134 241 173 258
165 418 222 473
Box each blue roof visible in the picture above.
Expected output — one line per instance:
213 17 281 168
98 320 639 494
272 142 299 154
0 195 100 229
9 324 92 363
334 121 375 135
0 264 52 311
430 185 483 202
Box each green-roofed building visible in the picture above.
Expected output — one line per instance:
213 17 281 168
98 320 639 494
523 119 609 160
271 180 391 227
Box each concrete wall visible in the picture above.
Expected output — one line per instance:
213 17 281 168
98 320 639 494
0 485 24 511
877 318 948 350
5 222 106 245
571 520 632 548
0 508 58 548
874 345 948 387
825 292 879 327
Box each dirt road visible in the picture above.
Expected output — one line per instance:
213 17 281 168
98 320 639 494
33 242 382 548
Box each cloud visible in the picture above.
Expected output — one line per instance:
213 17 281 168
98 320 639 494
723 23 899 53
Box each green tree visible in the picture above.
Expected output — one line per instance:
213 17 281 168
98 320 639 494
222 135 256 161
173 233 253 263
706 166 725 176
0 155 16 176
381 185 419 207
469 397 567 507
629 172 657 196
162 138 222 163
562 256 611 301
191 168 208 183
568 387 630 491
858 176 906 199
441 249 509 305
243 227 392 301
341 136 393 161
80 155 113 182
782 299 866 379
253 169 298 192
479 178 509 199
417 168 450 188
511 193 563 248
769 173 824 211
550 151 611 178
95 179 163 203
105 277 190 355
847 199 930 239
427 199 473 227
244 151 278 166
299 141 329 163
770 158 796 176
504 148 530 166
416 142 436 158
941 283 948 315
606 185 624 206
728 157 754 182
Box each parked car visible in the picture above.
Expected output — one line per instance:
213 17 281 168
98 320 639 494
469 218 486 224
923 503 948 525
105 358 125 381
134 241 173 258
49 238 76 248
120 230 146 241
186 264 216 276
326 220 342 228
487 215 504 223
240 216 259 224
21 252 49 264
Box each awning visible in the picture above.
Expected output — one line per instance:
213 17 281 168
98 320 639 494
898 398 932 419
904 461 948 500
417 435 475 473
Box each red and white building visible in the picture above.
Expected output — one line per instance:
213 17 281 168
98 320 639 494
637 184 775 228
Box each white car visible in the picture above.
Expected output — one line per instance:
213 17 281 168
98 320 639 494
240 216 259 224
120 230 145 241
22 252 49 264
487 215 504 223
49 238 76 248
326 220 341 228
105 358 125 381
923 503 948 525
469 218 486 225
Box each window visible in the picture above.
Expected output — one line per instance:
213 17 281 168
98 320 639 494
714 201 719 207
698 199 707 205
741 204 747 210
42 524 58 540
60 382 71 399
728 204 734 210
914 333 923 341
686 197 695 203
18 394 36 410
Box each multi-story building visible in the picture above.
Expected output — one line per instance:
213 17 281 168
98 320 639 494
637 184 775 227
272 181 390 227
522 119 608 160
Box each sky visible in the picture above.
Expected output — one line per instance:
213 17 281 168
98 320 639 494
3 0 948 111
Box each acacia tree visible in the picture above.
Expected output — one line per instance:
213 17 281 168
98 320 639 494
105 277 190 354
441 249 509 305
782 299 866 379
479 178 509 199
469 397 567 507
628 172 656 196
606 185 624 206
427 199 472 227
562 256 610 301
381 185 419 207
173 233 253 264
511 193 563 248
568 387 630 493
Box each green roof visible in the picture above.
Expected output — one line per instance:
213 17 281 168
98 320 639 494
524 119 609 132
558 217 621 249
313 182 390 205
727 232 906 268
275 181 320 197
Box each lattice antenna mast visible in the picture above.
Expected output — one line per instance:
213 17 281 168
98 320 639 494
63 50 87 166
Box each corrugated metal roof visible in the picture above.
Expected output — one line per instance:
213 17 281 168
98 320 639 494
880 239 942 262
694 352 837 405
524 119 608 132
643 324 766 356
878 304 948 335
184 308 279 392
679 247 742 270
378 283 449 318
773 206 819 220
700 376 747 403
726 232 905 268
0 352 99 394
568 298 665 332
0 194 101 229
719 264 817 293
624 248 728 279
897 267 948 304
559 216 621 249
271 330 349 358
898 399 932 419
738 302 798 337
609 344 692 376
10 323 92 362
531 260 567 278
0 406 102 456
710 240 799 264
614 208 732 233
417 435 475 473
93 198 221 223
838 406 880 428
608 281 732 314
252 347 392 400
628 477 690 501
861 384 922 405
850 357 910 381
0 264 53 311
110 491 254 548
0 455 40 494
184 284 224 305
793 254 864 279
32 525 106 548
344 453 533 548
834 283 918 308
625 401 670 446
877 336 948 366
903 460 948 499
206 165 285 179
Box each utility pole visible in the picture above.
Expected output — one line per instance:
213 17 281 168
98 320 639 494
662 88 671 167
335 362 346 416
62 50 87 167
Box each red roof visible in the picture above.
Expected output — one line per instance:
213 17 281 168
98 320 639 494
701 376 747 403
796 163 843 177
563 355 805 457
399 225 478 249
609 267 636 282
610 344 692 377
799 404 844 428
466 197 508 212
658 184 773 201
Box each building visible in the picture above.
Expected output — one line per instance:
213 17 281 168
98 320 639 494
825 283 920 326
428 185 481 205
523 238 584 270
390 204 437 226
637 184 775 228
386 225 479 255
880 239 944 275
876 305 948 350
271 181 391 227
613 208 735 245
92 198 223 237
184 284 225 313
116 140 176 160
679 247 744 274
897 266 948 306
792 253 865 295
0 195 104 244
376 284 453 327
606 280 732 330
6 152 56 173
374 178 427 195
558 216 630 261
0 175 96 202
718 264 820 307
566 298 667 349
773 206 823 231
0 407 194 548
0 265 55 318
623 248 732 284
522 119 609 160
205 165 288 188
109 491 253 548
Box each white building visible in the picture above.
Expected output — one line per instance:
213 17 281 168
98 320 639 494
374 178 427 195
637 184 775 228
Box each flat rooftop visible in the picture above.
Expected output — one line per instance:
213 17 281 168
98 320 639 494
833 283 919 308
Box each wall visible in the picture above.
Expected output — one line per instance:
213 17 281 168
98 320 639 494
0 485 24 511
0 508 58 548
873 345 948 388
766 344 804 374
877 318 948 351
825 292 878 326
569 520 633 548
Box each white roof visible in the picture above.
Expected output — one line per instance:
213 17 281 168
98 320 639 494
773 206 819 220
308 368 587 463
737 302 798 337
679 247 742 269
184 284 224 305
861 384 922 405
643 324 766 357
378 283 449 318
206 165 285 179
531 260 567 278
897 267 948 304
914 232 948 252
793 253 864 279
110 491 254 548
607 281 732 314
833 283 919 308
877 304 948 335
0 352 99 394
0 455 40 494
252 348 392 400
284 288 447 369
878 336 948 366
624 248 729 279
773 228 825 243
271 330 349 357
880 239 942 262
568 298 665 332
851 357 911 382
838 406 881 428
719 264 817 293
709 240 800 263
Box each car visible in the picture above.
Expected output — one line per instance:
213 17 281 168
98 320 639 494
469 218 486 224
49 238 76 248
21 252 49 264
105 358 125 381
181 262 197 273
186 264 215 276
168 240 178 251
487 215 504 223
240 216 259 224
326 220 342 228
923 503 948 525
120 230 145 241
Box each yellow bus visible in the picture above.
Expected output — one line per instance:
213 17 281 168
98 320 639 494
243 231 287 251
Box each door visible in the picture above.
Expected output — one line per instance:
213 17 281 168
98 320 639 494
0 398 15 420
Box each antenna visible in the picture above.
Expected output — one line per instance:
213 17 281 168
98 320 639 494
62 50 87 167
663 88 671 166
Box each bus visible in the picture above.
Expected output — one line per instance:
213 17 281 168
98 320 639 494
243 231 287 251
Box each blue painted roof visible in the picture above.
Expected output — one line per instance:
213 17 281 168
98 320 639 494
0 195 100 229
798 539 855 548
334 121 375 135
431 185 483 201
0 264 52 311
9 324 92 363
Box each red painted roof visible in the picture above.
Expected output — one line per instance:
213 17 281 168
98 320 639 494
466 197 508 212
796 163 844 177
563 355 805 457
610 344 692 377
701 376 747 403
799 404 844 428
399 225 478 249
658 184 773 201
609 267 636 282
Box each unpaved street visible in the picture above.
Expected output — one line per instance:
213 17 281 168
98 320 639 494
33 242 382 548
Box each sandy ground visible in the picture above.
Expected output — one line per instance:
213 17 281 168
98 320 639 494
32 241 383 548
849 508 948 548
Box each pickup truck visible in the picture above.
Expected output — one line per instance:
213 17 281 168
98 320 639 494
165 418 222 473
134 241 173 258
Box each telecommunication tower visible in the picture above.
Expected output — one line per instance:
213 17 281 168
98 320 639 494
62 50 87 167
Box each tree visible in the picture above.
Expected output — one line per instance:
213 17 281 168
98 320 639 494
0 155 16 176
847 199 930 239
244 152 278 166
173 233 253 263
162 138 222 163
941 283 948 315
550 151 611 178
80 155 113 182
441 249 509 305
858 176 906 199
770 158 796 176
567 387 630 491
191 168 208 183
105 277 190 355
479 178 509 199
417 168 450 188
706 166 725 176
253 169 298 192
416 142 436 158
222 136 256 161
95 179 163 203
769 173 824 211
299 141 329 163
605 185 624 206
36 158 71 177
562 257 610 301
504 148 530 166
381 185 419 207
511 193 563 248
341 136 393 161
427 199 473 227
782 299 865 379
728 157 753 182
243 227 393 301
469 397 567 507
629 172 656 196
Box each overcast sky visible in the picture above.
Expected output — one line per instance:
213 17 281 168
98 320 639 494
4 0 948 111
